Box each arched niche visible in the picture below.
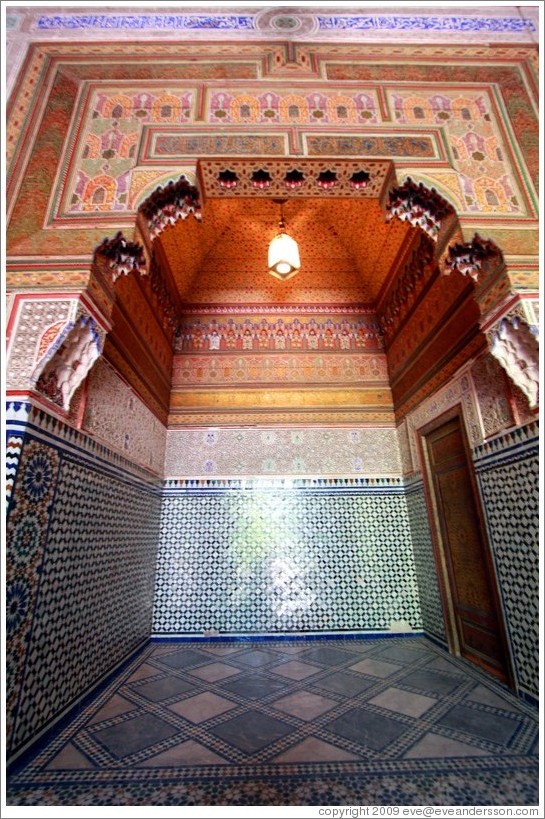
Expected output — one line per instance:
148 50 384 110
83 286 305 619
87 161 538 420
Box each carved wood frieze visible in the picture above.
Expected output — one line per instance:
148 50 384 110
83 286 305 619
377 231 435 345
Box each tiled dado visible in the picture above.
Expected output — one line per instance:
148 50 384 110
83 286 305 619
6 415 162 760
404 475 446 647
473 421 539 700
154 479 423 637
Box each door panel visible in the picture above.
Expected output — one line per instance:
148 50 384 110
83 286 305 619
424 414 512 684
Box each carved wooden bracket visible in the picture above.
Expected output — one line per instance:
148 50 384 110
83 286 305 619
385 177 455 243
441 234 503 282
95 231 147 283
138 175 202 239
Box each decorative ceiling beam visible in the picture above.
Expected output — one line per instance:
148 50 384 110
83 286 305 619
197 157 395 200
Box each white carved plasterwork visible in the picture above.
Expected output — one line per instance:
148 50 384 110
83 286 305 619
488 313 539 409
469 353 515 440
406 369 482 475
517 298 539 340
83 358 167 475
6 297 78 390
35 315 103 411
396 419 413 475
164 426 402 479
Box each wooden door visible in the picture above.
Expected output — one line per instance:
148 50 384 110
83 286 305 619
421 410 513 686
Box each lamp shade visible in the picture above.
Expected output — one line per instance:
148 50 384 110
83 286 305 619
268 230 301 280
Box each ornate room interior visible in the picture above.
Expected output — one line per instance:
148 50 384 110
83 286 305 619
4 3 540 807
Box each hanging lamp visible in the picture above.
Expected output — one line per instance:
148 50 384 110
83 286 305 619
268 199 300 281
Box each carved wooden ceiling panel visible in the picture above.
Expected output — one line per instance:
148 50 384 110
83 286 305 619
155 195 412 305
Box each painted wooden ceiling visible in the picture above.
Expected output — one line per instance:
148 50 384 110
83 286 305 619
154 196 413 306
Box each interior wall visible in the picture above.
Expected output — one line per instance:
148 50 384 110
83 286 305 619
474 421 539 701
154 479 422 637
397 355 539 701
5 13 540 762
5 400 163 763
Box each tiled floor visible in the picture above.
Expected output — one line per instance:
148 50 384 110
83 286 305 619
6 637 539 806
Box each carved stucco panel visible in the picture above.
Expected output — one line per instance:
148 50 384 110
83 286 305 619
470 353 514 440
487 312 539 409
6 297 78 391
83 358 167 474
396 419 413 475
164 426 402 478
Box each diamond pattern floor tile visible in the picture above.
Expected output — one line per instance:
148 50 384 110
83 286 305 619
158 648 212 670
168 692 237 723
400 668 461 696
368 686 437 718
325 707 408 751
375 643 433 662
187 662 241 682
208 710 295 754
437 704 519 745
315 671 377 697
465 684 521 712
92 713 179 759
134 675 194 703
271 690 337 721
126 663 161 682
7 637 539 807
46 743 95 770
273 736 362 763
87 694 136 725
219 673 288 699
139 740 229 767
271 660 323 680
200 645 242 656
349 658 402 678
404 732 492 759
300 646 363 666
231 649 279 667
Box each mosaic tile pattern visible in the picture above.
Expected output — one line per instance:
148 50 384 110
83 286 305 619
6 432 24 509
6 637 538 807
474 425 539 699
5 423 162 760
164 427 402 478
405 479 447 645
154 486 422 635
